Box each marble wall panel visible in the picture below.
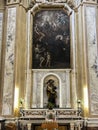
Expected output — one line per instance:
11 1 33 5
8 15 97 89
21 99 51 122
85 6 98 115
0 13 3 69
2 8 16 115
32 70 71 108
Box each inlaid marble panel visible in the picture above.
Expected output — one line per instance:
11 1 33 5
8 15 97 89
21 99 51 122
85 6 98 115
2 8 16 115
0 13 3 69
32 70 71 108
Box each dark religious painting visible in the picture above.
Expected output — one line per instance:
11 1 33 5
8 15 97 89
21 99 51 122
32 10 70 69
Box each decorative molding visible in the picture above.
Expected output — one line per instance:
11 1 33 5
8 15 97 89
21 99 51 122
19 0 74 14
85 118 98 127
21 108 79 119
6 0 20 5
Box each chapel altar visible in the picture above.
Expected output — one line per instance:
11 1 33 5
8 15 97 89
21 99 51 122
16 1 83 129
18 108 83 130
1 0 98 130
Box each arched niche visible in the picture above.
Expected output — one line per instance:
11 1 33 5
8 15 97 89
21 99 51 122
43 74 59 108
32 70 71 108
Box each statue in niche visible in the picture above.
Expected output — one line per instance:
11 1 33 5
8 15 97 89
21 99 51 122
46 79 57 109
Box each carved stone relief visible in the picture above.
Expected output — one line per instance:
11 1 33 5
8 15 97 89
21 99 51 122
85 6 98 115
6 0 20 4
0 13 3 69
2 8 16 115
31 0 79 8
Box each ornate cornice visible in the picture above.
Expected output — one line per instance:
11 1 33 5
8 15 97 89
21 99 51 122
6 0 20 5
20 0 96 13
19 0 74 16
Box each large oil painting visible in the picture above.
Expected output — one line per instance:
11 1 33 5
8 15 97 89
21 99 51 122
32 10 70 69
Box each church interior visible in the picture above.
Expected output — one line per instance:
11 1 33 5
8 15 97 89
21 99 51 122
0 0 98 130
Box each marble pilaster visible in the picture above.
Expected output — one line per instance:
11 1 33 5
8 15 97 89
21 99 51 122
25 10 32 109
0 12 3 70
2 7 16 115
25 70 32 108
70 11 77 109
85 5 98 115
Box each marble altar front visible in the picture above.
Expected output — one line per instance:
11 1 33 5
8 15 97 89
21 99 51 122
18 108 83 130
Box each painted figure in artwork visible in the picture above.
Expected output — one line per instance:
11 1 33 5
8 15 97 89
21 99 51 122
46 79 57 108
33 10 70 69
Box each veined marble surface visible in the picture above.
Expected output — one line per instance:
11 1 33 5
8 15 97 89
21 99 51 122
2 7 16 115
86 6 98 115
32 70 71 108
0 13 3 69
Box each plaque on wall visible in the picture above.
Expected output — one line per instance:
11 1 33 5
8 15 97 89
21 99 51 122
32 9 70 69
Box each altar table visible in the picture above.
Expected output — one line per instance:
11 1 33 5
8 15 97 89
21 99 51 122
41 121 58 130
